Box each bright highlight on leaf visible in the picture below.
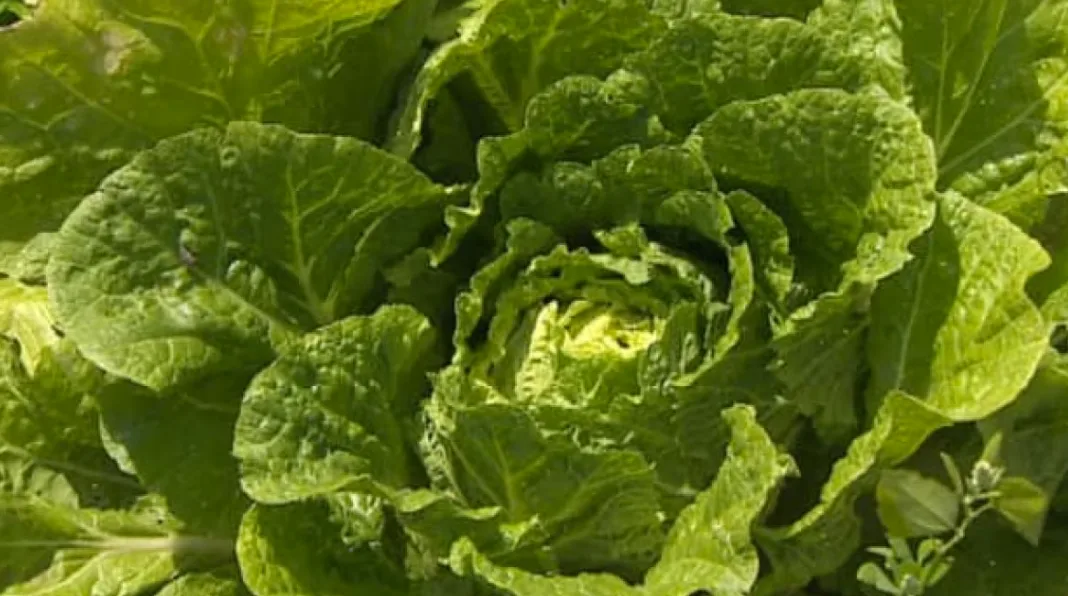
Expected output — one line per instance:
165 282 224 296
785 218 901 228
3 1 1068 595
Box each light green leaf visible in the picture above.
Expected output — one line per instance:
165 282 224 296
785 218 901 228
0 278 59 374
994 476 1049 546
0 494 233 595
48 122 448 392
423 370 665 577
234 305 441 504
156 570 249 596
447 538 636 596
868 193 1050 420
0 0 434 270
876 469 961 538
236 501 408 596
645 405 795 596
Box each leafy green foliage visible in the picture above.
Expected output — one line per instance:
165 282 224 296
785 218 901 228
3 1 1068 595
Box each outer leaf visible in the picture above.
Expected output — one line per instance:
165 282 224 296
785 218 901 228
447 539 636 596
389 0 666 156
896 0 1068 220
0 0 434 270
48 122 447 391
691 88 936 291
753 391 952 594
97 377 251 536
0 494 233 595
868 193 1050 420
236 501 408 596
156 570 249 596
234 305 441 504
876 469 960 538
692 88 936 441
626 11 891 135
644 405 795 596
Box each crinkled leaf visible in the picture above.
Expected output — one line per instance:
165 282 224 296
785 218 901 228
627 11 893 134
422 376 665 578
48 122 447 391
236 501 408 596
645 406 795 596
690 88 936 292
389 0 666 156
0 0 434 270
234 305 441 504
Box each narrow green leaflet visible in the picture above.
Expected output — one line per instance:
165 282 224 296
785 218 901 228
896 0 1068 224
48 122 448 391
234 305 441 504
0 0 434 270
875 469 960 537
